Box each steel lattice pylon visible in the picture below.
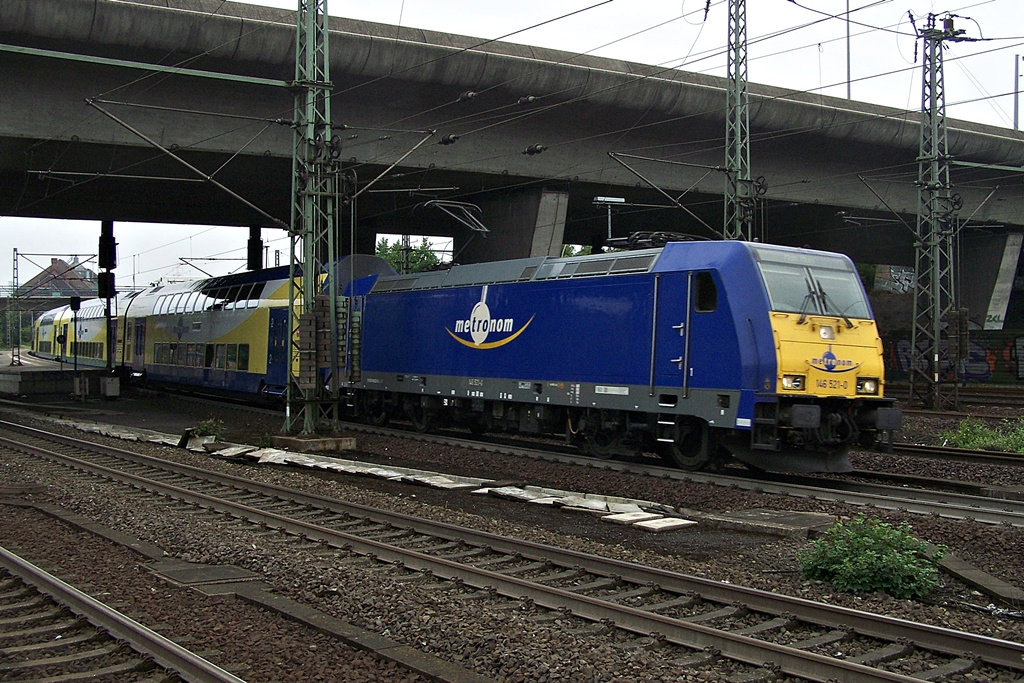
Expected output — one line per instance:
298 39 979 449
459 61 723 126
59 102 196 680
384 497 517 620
723 0 752 241
908 14 966 410
285 0 342 434
8 248 22 366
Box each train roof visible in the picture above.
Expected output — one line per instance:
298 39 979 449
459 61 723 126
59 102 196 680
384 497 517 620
370 248 665 293
368 240 856 294
368 241 857 294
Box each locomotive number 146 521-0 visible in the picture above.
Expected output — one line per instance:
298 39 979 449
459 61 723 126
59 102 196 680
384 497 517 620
816 378 848 390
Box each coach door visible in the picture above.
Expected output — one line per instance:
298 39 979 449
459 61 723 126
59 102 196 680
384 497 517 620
265 308 289 387
133 320 146 368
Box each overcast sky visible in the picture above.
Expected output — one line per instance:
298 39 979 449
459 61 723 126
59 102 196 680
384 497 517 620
4 0 1023 289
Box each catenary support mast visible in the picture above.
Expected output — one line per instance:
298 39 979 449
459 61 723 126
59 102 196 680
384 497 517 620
909 14 968 410
285 0 342 434
724 0 752 241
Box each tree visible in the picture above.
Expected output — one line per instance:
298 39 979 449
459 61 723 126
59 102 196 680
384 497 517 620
376 236 441 273
561 244 593 258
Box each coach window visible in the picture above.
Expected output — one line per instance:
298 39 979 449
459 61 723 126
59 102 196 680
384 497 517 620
247 284 264 308
224 286 243 310
236 284 254 309
226 343 238 370
694 272 718 312
205 344 216 368
208 288 225 310
215 343 227 369
238 343 250 371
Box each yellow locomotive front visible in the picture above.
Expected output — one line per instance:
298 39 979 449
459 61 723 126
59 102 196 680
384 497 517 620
748 246 900 471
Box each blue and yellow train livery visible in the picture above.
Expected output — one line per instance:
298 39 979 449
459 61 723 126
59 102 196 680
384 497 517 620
32 267 292 398
31 240 900 473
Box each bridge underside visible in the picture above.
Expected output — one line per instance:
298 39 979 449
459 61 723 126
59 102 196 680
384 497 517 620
0 132 927 266
1 0 1022 329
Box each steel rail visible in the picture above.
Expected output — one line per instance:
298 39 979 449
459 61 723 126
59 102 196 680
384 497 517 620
2 421 1023 677
0 545 246 683
892 442 1024 468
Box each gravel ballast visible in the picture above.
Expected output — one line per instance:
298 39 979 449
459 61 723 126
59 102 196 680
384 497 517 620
2 394 1023 681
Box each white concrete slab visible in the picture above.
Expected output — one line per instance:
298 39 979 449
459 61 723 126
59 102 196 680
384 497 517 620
365 467 406 479
408 475 477 490
210 444 255 458
489 486 546 502
633 517 698 532
253 449 293 464
602 511 663 525
558 497 610 512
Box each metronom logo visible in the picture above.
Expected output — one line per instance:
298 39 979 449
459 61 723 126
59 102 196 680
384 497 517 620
446 286 534 349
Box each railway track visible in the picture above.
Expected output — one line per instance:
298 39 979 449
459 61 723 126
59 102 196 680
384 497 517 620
10 393 1024 524
9 392 1024 528
333 420 1024 526
887 384 1024 410
0 544 244 683
2 420 1022 682
891 442 1024 468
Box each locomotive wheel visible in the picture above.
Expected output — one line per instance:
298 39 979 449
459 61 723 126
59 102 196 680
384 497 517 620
585 430 620 460
658 418 711 470
406 400 433 433
361 394 391 427
367 403 390 427
468 418 488 436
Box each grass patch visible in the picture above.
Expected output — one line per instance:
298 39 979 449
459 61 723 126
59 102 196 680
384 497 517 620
940 417 1024 453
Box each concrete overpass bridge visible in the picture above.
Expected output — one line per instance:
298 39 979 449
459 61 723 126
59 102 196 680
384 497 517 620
1 0 1023 327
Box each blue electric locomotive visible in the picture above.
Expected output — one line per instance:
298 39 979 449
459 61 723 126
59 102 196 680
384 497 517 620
354 240 900 472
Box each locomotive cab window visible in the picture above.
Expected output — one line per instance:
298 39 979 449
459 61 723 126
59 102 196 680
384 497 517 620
751 245 870 319
694 272 717 312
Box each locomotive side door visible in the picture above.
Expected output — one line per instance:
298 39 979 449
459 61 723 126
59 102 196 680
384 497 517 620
654 272 692 399
656 270 720 397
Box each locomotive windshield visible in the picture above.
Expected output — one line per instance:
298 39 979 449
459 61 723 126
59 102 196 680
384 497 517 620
750 246 871 320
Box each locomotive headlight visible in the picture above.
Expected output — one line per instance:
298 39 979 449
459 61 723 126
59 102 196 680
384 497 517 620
857 377 879 395
781 374 805 391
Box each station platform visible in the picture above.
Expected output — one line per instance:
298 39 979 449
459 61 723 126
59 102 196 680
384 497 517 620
0 350 118 399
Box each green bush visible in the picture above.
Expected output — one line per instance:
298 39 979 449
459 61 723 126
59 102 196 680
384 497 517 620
941 417 1024 453
798 517 943 600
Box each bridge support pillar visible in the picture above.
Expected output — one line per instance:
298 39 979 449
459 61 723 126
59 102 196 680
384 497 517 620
456 188 568 263
962 231 1023 330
